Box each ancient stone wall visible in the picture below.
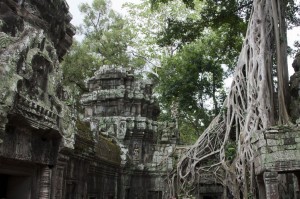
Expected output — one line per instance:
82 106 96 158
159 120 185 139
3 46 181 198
62 131 121 199
0 0 75 198
0 1 178 198
251 126 300 198
0 0 76 151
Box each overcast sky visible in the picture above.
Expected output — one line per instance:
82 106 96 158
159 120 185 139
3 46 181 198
66 0 139 27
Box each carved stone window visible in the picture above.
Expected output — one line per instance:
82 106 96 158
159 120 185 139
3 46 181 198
31 55 51 94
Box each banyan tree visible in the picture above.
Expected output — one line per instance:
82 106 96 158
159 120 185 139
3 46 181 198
168 0 297 198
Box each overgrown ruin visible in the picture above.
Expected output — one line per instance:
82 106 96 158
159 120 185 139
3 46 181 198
0 0 177 198
169 0 300 198
0 0 75 198
79 66 178 198
1 0 300 199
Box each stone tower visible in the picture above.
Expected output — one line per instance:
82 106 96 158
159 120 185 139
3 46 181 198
80 66 180 199
81 66 160 167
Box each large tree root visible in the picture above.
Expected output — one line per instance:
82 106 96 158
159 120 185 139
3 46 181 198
167 0 290 198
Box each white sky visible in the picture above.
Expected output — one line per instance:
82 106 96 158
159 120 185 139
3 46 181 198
66 0 141 40
66 0 139 27
66 0 300 76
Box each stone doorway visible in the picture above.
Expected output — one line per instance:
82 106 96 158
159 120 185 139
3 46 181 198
0 174 31 199
203 196 215 199
148 191 162 199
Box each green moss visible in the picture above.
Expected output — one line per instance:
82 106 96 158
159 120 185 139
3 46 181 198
97 135 121 164
74 120 121 164
76 119 93 140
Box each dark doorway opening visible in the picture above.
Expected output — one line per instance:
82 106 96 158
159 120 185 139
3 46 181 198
203 196 216 199
0 174 9 198
125 188 130 199
0 174 31 199
148 191 162 199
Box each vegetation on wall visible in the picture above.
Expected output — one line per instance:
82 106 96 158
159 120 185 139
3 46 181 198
62 0 300 197
150 0 300 198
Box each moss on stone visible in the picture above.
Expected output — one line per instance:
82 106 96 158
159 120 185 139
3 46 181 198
76 119 93 141
96 135 121 165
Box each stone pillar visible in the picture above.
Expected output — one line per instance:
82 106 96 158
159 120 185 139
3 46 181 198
114 172 118 199
257 174 266 199
51 154 69 199
263 171 279 199
39 166 52 199
294 172 300 199
137 102 141 117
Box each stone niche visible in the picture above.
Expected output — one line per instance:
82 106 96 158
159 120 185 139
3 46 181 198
0 0 75 198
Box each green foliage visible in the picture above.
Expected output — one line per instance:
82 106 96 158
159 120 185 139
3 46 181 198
285 0 300 27
78 0 145 68
124 0 242 143
248 192 253 199
225 141 237 162
151 0 300 54
124 0 197 73
62 41 100 108
151 0 195 9
157 34 228 140
62 41 98 87
179 122 199 144
152 0 249 49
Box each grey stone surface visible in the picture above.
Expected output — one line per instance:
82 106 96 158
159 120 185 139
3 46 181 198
80 66 178 199
0 1 76 198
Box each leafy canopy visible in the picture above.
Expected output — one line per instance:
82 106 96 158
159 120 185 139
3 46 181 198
157 33 228 143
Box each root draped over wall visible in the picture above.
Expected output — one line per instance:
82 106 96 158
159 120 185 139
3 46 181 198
169 0 290 197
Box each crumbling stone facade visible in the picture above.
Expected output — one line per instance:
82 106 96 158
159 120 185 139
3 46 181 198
0 0 76 198
63 126 121 199
81 66 178 199
251 126 300 199
12 0 300 198
0 2 178 196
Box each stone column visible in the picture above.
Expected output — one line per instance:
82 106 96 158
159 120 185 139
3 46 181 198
294 172 300 199
114 172 118 199
263 171 279 199
137 102 141 117
39 166 51 199
257 174 266 199
51 154 69 199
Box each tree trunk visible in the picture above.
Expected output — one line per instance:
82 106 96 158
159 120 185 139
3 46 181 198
271 0 290 124
169 0 290 198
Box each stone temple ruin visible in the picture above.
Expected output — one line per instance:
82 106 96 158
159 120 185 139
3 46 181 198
2 0 300 199
190 55 300 199
80 66 178 199
0 0 75 198
0 1 177 198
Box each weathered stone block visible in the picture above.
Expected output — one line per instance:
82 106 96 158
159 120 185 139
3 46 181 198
267 139 281 146
285 131 300 138
295 137 300 143
284 137 296 145
284 145 297 150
